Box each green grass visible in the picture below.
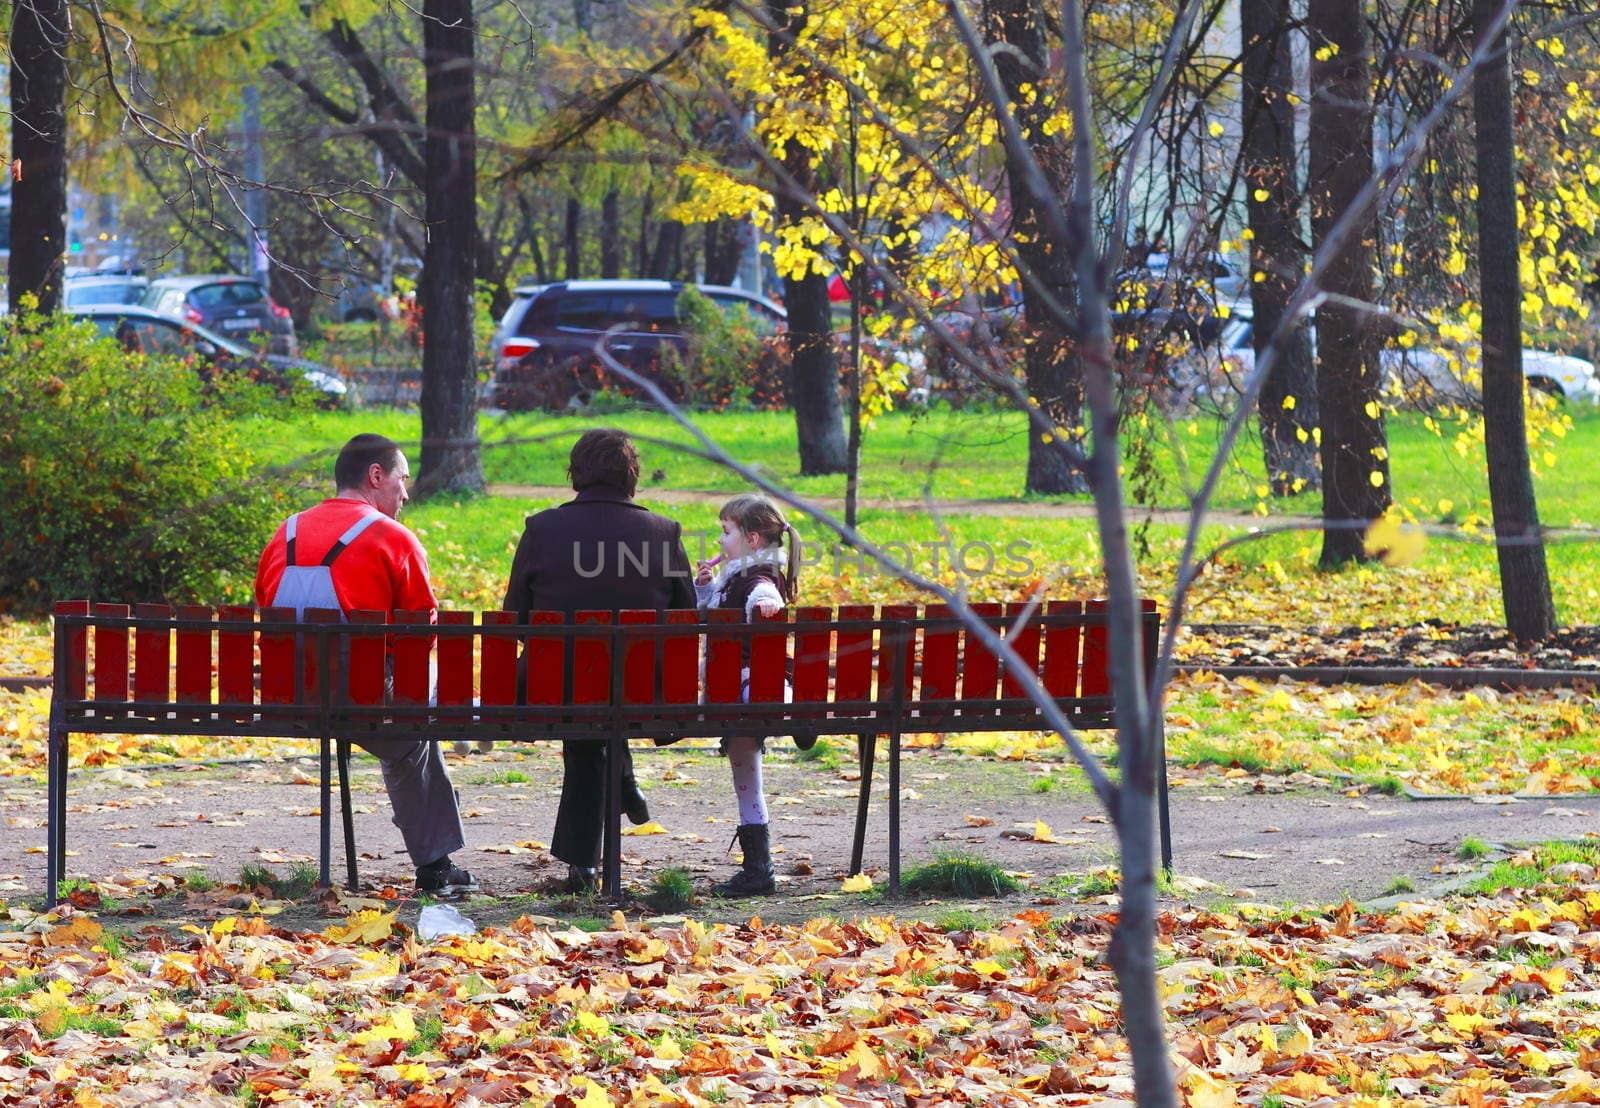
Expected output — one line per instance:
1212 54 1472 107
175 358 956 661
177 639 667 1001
934 909 994 932
183 871 217 893
405 1015 445 1056
1469 841 1600 895
645 867 696 913
901 852 1021 898
478 768 533 785
238 862 320 900
222 401 1600 624
1383 877 1417 896
1458 836 1492 861
235 404 1600 526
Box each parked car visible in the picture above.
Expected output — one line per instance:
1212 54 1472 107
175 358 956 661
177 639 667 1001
63 272 150 309
488 279 787 408
1179 312 1599 409
335 281 386 323
1141 251 1248 299
69 305 346 402
140 274 297 356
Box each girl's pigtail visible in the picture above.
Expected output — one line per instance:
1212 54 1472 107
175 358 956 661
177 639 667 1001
783 522 801 603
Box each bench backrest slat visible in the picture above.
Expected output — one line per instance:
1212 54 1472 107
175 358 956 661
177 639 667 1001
524 611 565 705
619 610 657 705
704 608 743 703
54 600 90 701
661 609 700 704
217 606 255 707
1080 599 1111 696
93 602 130 702
174 604 212 706
921 603 958 702
833 604 874 704
960 601 1003 706
392 609 432 707
748 608 788 703
348 610 388 706
436 611 475 706
1001 601 1042 700
791 606 832 704
572 610 613 705
1042 600 1082 698
258 605 297 705
134 603 172 703
878 603 917 703
480 611 519 706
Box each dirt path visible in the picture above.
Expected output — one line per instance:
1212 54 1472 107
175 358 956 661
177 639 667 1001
7 744 1597 931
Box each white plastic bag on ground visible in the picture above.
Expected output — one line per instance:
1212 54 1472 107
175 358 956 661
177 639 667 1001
417 903 477 941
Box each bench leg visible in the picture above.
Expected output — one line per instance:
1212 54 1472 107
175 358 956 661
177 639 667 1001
337 740 359 891
602 735 623 898
888 728 902 898
46 717 65 907
849 733 875 876
318 737 332 890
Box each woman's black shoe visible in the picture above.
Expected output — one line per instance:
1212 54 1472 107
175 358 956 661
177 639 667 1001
565 865 598 895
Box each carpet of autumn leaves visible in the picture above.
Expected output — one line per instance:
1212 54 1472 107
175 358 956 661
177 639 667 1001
7 873 1600 1106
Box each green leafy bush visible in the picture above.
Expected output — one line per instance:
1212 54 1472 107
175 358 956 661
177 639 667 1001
0 312 294 612
665 287 790 410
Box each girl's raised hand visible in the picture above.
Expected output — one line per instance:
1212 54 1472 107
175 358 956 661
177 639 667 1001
695 561 715 586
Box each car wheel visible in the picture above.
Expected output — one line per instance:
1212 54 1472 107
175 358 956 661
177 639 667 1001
1528 376 1565 400
344 308 379 323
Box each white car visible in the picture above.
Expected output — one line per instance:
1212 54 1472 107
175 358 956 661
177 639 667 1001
1186 315 1599 407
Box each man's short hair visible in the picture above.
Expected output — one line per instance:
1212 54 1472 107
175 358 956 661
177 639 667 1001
334 434 403 489
567 428 639 497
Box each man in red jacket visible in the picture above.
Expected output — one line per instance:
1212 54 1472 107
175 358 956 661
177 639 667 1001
256 433 473 896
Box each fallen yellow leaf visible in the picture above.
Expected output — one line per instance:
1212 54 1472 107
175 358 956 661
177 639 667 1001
622 821 668 836
841 873 873 893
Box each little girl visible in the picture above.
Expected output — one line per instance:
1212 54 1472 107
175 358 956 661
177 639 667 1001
695 493 802 897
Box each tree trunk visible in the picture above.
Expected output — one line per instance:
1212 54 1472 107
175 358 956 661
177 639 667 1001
1240 0 1320 496
1308 0 1388 565
984 0 1087 495
766 0 847 474
704 219 741 285
650 220 685 279
565 196 582 279
9 0 70 316
416 0 483 496
636 187 654 276
600 187 621 279
1472 0 1556 641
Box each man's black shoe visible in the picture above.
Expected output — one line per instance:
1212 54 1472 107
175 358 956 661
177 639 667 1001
565 865 599 895
622 776 651 826
794 735 818 752
416 856 477 897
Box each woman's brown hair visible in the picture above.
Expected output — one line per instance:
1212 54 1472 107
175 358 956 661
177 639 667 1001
720 494 800 603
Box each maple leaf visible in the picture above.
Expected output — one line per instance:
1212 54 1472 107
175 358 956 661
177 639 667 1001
322 909 397 945
621 822 668 836
841 873 873 892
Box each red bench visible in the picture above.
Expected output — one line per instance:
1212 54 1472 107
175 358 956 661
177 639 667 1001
46 599 1163 904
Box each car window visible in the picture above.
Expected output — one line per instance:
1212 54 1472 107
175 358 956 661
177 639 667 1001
111 318 197 358
707 293 782 335
552 292 614 330
65 282 140 308
610 292 678 330
191 282 267 308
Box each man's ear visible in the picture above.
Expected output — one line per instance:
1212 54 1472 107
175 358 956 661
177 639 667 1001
368 462 386 488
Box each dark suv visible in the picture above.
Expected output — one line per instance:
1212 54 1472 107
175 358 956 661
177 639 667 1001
489 280 785 408
141 275 297 356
